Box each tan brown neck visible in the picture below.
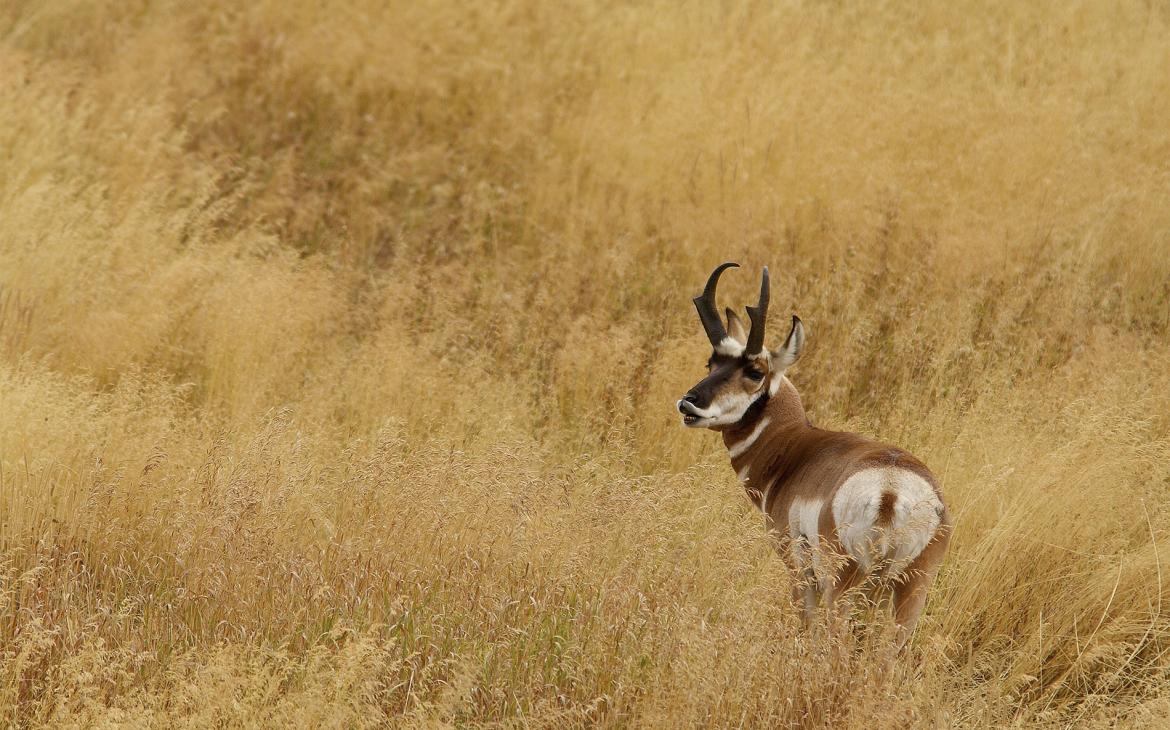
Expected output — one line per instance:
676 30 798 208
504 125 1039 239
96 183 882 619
721 376 809 449
719 376 813 509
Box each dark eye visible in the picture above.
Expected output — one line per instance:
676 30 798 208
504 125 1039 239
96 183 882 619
744 368 764 381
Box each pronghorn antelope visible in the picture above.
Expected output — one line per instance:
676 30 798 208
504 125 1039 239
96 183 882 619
678 262 950 649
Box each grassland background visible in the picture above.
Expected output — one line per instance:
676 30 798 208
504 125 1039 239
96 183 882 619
2 0 1170 726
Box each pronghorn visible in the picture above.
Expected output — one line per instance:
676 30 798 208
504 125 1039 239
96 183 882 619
678 262 950 649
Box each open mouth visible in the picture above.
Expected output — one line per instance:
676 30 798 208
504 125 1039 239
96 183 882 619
678 399 707 426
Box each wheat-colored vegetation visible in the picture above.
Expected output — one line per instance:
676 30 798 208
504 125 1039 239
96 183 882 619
2 1 1170 726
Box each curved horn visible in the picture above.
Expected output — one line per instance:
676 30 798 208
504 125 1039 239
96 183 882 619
692 262 739 347
744 266 770 355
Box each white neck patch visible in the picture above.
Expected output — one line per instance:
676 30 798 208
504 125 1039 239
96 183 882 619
728 416 771 459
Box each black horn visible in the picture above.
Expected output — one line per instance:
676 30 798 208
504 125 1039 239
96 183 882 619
693 262 739 347
744 266 770 356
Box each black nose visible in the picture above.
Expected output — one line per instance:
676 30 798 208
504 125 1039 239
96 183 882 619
679 393 699 413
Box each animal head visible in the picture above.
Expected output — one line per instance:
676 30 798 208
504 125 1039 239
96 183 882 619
677 262 805 429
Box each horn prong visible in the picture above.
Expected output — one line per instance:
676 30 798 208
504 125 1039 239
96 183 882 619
744 266 770 355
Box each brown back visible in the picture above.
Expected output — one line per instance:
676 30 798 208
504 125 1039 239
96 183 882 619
722 379 942 517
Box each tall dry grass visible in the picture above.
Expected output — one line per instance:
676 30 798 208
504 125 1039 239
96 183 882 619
2 0 1170 726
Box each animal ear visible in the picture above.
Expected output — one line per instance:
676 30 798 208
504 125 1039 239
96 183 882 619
773 315 805 370
724 307 747 345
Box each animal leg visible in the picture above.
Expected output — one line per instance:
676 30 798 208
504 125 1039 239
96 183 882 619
828 557 868 603
798 570 818 628
822 557 871 641
891 571 930 651
890 526 950 651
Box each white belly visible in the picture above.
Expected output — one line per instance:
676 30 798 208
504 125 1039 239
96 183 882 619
786 496 827 586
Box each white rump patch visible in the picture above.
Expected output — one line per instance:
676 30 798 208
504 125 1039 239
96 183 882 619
831 467 943 573
728 417 771 459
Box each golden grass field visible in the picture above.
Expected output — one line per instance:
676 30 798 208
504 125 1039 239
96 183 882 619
2 1 1170 726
